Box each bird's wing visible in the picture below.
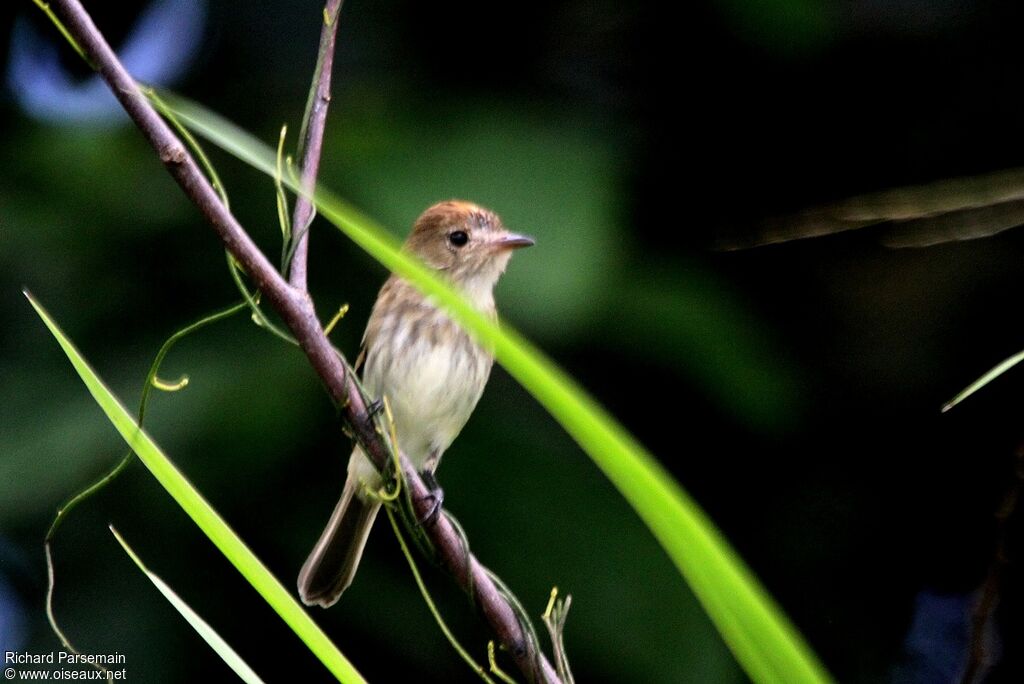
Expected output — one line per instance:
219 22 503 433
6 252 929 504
354 275 400 380
354 344 367 376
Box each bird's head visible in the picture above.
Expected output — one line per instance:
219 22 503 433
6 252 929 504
404 200 534 292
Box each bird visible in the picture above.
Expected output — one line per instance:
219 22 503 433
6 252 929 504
298 200 534 608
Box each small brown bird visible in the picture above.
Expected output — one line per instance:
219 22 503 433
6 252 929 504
298 200 534 608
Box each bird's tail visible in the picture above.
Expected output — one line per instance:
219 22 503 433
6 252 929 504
298 473 381 608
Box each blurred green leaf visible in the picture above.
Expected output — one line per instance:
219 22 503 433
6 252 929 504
608 266 803 433
715 0 832 54
4 126 190 230
1 369 124 525
326 100 620 335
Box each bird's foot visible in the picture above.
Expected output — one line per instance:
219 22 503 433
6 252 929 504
415 470 444 527
366 397 385 419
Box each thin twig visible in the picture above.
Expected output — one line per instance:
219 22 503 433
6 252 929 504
45 2 560 681
288 0 345 291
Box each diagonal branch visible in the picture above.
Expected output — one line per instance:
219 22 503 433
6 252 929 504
46 1 560 682
288 0 345 291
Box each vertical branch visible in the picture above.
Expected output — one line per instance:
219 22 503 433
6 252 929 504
288 0 346 291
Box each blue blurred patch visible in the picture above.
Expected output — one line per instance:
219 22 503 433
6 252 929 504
892 588 1000 684
0 539 27 654
6 0 206 126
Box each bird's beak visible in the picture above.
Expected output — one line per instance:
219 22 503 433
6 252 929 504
493 232 536 250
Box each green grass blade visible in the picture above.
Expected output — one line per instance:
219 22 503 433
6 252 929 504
110 526 267 684
25 292 366 684
157 94 833 684
941 347 1024 412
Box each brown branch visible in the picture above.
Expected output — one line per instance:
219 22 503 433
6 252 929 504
288 0 345 291
47 1 559 682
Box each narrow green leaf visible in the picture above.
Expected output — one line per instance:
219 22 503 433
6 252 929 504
25 292 366 684
110 526 267 684
942 347 1024 412
157 95 834 684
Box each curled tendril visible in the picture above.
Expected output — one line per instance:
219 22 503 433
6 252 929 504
488 641 519 684
151 374 189 392
44 300 247 673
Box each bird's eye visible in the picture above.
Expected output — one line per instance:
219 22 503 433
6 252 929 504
448 230 469 247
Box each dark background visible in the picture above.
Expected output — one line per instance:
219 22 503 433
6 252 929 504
1 1 1022 682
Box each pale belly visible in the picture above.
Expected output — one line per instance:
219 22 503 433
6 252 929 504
362 322 492 470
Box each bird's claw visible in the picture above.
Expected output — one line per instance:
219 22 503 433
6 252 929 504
416 470 444 527
366 397 384 418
